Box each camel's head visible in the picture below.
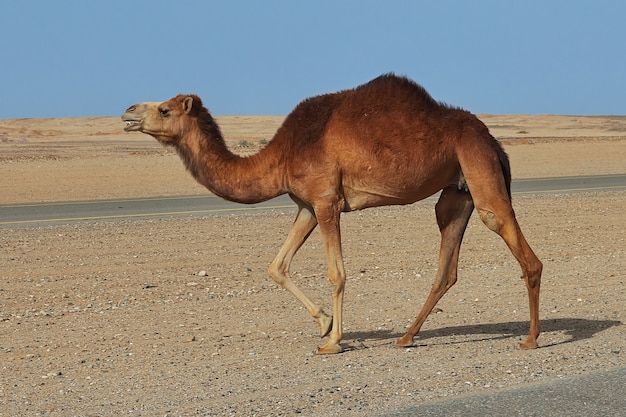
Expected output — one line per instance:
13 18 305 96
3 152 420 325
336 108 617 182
121 94 204 144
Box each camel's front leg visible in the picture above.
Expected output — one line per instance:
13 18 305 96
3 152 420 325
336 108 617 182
397 187 474 347
268 205 333 337
315 202 346 355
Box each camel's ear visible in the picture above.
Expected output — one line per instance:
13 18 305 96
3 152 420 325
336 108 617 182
183 96 194 114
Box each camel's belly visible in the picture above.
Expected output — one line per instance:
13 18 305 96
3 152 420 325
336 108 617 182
342 183 441 211
336 147 463 208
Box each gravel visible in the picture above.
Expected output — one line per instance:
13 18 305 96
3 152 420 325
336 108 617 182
1 192 624 416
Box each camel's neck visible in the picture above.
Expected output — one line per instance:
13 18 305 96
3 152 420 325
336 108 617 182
175 116 285 204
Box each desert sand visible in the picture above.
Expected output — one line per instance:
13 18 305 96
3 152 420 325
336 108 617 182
1 114 625 416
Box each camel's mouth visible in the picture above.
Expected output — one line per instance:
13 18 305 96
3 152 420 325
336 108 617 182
122 119 142 132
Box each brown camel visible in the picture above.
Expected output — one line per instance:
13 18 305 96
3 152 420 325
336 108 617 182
121 74 542 355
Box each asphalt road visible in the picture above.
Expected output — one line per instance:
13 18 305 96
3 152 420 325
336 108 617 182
1 174 625 229
382 365 626 417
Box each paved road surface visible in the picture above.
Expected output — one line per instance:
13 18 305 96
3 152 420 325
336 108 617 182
1 174 625 229
382 366 626 417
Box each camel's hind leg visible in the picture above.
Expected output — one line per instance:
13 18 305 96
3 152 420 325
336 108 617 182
268 204 333 338
474 198 543 349
458 140 543 348
397 186 474 347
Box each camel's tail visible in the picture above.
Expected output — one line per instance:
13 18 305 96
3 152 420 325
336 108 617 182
495 142 512 200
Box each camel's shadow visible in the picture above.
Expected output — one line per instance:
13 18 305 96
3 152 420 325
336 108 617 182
343 318 622 350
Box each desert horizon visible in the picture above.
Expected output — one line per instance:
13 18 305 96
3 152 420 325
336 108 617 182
1 113 625 204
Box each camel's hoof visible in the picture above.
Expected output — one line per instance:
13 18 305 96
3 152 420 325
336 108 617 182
316 342 342 355
520 339 538 350
396 334 415 348
319 315 333 338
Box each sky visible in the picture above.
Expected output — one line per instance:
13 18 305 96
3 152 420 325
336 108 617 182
1 1 625 119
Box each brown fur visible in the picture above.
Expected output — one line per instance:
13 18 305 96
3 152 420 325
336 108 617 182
122 73 542 354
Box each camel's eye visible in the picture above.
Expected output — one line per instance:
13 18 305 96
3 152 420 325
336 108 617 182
159 108 170 117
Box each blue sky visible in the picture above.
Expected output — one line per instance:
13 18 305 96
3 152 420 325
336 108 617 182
1 1 624 118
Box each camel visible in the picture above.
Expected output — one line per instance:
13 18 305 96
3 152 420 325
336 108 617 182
121 73 542 355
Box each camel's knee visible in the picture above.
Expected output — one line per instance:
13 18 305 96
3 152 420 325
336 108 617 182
527 274 541 289
432 272 457 294
268 261 287 286
478 209 500 233
326 258 346 291
328 273 346 295
525 259 543 288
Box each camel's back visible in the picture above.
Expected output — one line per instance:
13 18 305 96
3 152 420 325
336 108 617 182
342 73 444 114
280 74 479 169
275 74 473 152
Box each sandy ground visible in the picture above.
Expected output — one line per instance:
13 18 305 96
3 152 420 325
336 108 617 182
0 114 625 416
1 114 625 203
